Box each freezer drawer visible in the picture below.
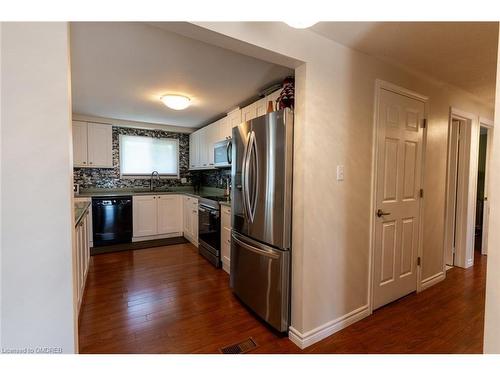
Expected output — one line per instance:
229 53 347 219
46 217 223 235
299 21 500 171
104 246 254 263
230 231 290 332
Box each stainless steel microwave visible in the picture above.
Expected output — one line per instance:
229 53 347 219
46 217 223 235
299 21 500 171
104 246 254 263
214 139 232 168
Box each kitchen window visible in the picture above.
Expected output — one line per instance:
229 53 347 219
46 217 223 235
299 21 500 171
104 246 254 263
119 134 179 177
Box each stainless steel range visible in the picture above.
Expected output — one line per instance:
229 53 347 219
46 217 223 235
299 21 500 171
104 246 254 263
197 196 229 268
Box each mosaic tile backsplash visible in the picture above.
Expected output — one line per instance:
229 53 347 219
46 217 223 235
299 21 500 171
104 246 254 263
73 126 231 190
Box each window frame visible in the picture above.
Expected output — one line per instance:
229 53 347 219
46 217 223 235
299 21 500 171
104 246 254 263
119 134 180 179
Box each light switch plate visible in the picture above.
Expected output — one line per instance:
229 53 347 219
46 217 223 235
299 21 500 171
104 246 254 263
336 165 344 181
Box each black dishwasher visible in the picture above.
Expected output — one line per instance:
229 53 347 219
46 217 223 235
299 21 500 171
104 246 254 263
92 196 133 246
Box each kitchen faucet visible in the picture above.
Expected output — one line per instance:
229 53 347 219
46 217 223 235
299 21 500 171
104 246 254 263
150 171 160 192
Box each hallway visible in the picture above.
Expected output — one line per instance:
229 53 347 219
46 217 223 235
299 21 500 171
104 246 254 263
79 244 487 354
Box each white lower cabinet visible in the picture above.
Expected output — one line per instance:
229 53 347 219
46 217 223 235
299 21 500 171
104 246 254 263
133 194 182 240
183 196 198 246
133 195 158 237
74 199 91 314
221 205 231 274
157 195 183 234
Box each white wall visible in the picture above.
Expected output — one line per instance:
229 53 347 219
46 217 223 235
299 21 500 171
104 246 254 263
0 22 3 349
484 27 500 354
191 22 494 348
1 23 76 353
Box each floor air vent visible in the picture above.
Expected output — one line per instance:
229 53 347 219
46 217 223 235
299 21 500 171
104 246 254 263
219 337 258 354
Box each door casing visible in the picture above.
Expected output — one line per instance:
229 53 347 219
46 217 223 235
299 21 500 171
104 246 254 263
368 79 428 314
443 109 491 269
479 118 494 256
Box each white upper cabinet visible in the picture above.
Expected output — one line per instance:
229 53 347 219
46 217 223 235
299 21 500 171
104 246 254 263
157 195 182 235
242 97 268 123
255 97 267 118
72 121 88 167
188 89 281 170
189 120 222 170
206 122 220 167
87 123 113 168
241 102 257 123
219 116 231 140
197 126 209 168
226 109 241 136
72 121 113 168
189 131 200 169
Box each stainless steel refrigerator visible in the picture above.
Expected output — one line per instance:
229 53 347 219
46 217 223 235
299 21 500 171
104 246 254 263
230 108 293 332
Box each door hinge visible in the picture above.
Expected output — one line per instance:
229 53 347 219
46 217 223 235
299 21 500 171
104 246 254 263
417 257 421 266
419 188 424 198
421 119 427 129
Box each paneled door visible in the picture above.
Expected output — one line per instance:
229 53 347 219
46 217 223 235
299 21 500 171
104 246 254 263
157 195 182 235
72 121 88 167
373 87 425 310
87 123 113 167
133 195 157 238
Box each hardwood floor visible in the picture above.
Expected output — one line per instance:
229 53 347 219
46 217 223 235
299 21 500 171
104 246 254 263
78 244 486 354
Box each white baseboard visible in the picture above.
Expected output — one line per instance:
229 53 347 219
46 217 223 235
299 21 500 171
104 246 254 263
420 271 445 291
132 232 183 242
222 261 230 274
288 304 370 349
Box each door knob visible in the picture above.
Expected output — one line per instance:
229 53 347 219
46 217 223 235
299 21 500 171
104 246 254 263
376 209 390 218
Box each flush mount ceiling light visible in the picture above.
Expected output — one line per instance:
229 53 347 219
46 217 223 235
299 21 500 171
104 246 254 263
160 94 191 110
285 21 317 29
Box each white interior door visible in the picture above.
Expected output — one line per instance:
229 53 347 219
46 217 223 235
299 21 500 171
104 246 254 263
373 88 425 310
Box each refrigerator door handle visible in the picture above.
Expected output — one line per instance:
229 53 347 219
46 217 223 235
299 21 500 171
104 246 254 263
232 232 280 259
249 133 259 221
243 131 255 223
241 132 250 222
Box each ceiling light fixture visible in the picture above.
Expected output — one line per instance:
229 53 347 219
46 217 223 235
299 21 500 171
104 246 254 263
160 94 191 110
285 21 317 29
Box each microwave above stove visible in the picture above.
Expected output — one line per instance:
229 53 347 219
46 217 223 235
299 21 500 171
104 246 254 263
213 139 232 168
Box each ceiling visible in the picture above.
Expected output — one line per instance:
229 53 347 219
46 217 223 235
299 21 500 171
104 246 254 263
311 22 499 106
70 22 293 128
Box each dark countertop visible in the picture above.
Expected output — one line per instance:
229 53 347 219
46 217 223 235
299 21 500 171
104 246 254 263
74 200 91 227
75 188 231 207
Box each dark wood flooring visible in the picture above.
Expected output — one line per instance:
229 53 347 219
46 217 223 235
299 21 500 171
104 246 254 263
78 244 487 354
